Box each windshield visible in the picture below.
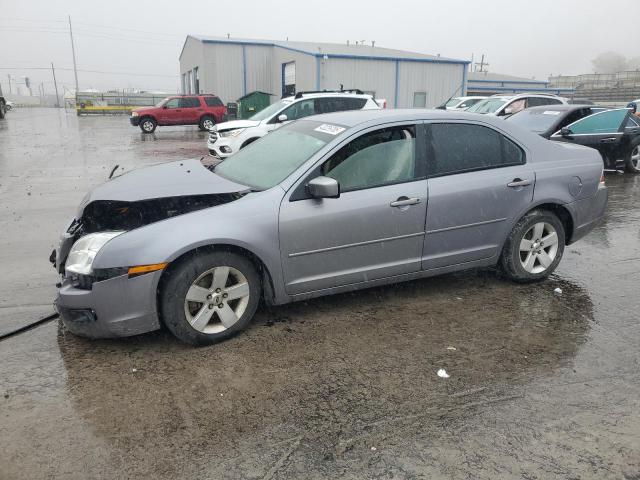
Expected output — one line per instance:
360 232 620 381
214 120 342 190
467 98 509 114
249 99 292 121
446 98 462 107
508 109 563 133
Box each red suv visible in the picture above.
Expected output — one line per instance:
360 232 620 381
130 94 227 133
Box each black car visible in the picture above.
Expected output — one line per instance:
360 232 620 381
508 105 640 173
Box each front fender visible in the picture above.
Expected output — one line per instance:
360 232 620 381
92 187 288 301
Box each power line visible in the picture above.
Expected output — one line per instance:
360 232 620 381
0 66 177 77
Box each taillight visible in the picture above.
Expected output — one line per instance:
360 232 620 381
599 170 605 186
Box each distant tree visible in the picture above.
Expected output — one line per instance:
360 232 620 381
592 52 628 73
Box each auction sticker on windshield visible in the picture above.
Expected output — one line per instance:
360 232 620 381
314 124 346 135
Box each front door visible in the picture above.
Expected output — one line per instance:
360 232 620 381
550 108 632 166
157 97 183 125
422 122 534 269
279 124 428 295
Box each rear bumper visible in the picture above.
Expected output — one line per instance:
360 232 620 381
55 271 162 338
567 186 608 244
129 116 140 126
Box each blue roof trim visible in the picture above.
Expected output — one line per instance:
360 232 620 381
470 78 549 85
195 38 469 64
468 85 575 93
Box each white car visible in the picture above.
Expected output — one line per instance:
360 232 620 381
443 96 487 110
466 93 568 117
207 91 379 158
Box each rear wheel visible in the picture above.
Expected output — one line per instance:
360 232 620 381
199 115 215 131
139 117 157 133
160 250 261 345
500 210 565 283
624 139 640 174
0 102 5 119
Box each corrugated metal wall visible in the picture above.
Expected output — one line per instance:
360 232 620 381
181 38 467 107
322 58 396 103
397 62 465 108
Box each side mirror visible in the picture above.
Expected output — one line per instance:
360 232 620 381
277 114 288 123
560 127 573 137
459 104 467 109
307 176 340 199
162 105 168 109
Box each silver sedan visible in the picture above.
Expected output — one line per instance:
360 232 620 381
53 109 607 345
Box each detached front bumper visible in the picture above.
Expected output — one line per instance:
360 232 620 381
129 116 140 126
55 271 163 338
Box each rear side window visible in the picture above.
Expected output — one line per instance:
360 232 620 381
180 97 201 108
528 97 562 107
204 96 224 107
317 97 366 114
427 123 524 177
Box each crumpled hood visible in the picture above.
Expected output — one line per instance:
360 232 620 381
80 158 249 207
214 119 261 131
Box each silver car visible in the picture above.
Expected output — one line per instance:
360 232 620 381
53 109 607 345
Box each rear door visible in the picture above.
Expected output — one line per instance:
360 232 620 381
422 121 534 269
181 97 203 124
550 108 630 160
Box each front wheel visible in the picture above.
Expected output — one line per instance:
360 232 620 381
139 117 157 133
160 251 261 345
500 210 565 283
624 139 640 174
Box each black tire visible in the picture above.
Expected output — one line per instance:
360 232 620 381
199 115 215 131
139 116 157 133
240 138 259 149
159 250 261 346
624 138 640 174
0 102 5 119
500 209 565 283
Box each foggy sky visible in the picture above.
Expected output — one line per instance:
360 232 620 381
1 0 638 95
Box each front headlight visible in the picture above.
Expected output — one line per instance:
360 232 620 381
131 111 139 117
65 232 124 275
219 128 245 138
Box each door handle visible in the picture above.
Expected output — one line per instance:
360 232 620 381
390 197 421 207
507 178 532 188
600 137 617 143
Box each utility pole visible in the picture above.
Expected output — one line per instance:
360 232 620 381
68 15 79 95
51 62 60 107
474 54 489 73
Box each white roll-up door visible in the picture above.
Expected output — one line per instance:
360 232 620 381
284 62 296 87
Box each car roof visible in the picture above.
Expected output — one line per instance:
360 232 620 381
304 108 521 128
518 104 601 113
283 92 372 100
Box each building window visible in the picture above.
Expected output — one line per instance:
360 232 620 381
186 70 192 94
413 92 427 108
181 74 187 94
193 67 199 94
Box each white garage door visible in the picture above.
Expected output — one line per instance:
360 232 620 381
284 62 296 87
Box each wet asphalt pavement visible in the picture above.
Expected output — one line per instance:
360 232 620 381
1 108 640 479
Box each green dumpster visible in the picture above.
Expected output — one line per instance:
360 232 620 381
237 91 273 119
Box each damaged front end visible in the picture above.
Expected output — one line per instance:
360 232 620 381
52 192 245 276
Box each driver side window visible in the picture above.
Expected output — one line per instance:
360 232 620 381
322 125 417 192
165 98 181 108
281 99 316 121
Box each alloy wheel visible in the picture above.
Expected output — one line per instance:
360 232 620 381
203 118 215 130
519 222 559 274
183 266 250 334
632 146 640 169
142 120 154 132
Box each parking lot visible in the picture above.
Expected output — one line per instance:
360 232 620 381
2 108 640 479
